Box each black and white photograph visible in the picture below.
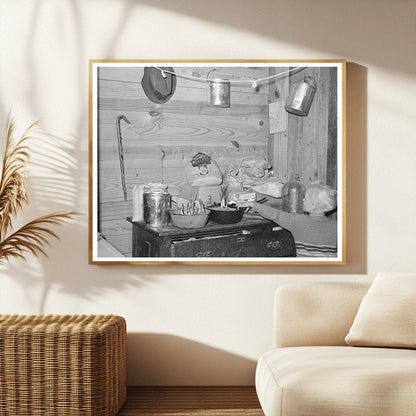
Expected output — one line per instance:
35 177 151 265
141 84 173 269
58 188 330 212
89 60 345 264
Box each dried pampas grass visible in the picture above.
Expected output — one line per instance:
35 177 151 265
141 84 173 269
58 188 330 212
0 116 78 265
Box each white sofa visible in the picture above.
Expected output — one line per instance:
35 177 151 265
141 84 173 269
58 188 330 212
255 281 416 416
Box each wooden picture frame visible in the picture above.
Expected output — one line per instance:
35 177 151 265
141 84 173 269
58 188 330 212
89 60 346 265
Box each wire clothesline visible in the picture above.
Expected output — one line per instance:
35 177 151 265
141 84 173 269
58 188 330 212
153 66 305 87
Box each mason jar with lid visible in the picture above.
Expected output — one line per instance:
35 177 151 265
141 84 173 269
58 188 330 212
143 183 170 227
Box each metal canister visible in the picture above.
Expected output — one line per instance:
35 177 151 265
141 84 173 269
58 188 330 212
143 183 170 227
285 76 317 116
207 78 230 108
282 178 306 214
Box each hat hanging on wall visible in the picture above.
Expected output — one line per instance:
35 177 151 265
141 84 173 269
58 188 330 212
141 67 177 104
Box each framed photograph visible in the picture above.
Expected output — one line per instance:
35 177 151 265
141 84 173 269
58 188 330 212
89 60 345 265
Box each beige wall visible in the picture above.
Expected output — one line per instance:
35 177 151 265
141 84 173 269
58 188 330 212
0 0 415 385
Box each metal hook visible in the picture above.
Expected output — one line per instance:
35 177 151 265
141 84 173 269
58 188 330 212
116 115 132 201
206 68 217 80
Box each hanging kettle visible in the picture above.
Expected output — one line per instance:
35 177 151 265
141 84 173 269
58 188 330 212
285 76 317 116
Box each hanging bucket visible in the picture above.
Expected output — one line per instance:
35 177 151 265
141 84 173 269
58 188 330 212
285 76 317 116
207 78 230 107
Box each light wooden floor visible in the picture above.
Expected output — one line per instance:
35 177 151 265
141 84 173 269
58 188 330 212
116 386 264 416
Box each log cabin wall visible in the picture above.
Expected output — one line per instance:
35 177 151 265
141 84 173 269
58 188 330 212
97 66 270 255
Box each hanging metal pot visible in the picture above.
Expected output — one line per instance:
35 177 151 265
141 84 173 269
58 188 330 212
207 78 230 107
285 76 317 116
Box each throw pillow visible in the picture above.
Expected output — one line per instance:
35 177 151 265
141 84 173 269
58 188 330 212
345 272 416 348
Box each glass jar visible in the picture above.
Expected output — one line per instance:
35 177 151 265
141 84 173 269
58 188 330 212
282 177 306 214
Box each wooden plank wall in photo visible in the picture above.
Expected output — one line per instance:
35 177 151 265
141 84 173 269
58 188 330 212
97 66 270 256
267 67 289 182
268 66 337 187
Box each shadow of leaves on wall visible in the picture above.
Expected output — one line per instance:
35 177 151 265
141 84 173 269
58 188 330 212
134 0 413 76
0 125 155 313
0 1 370 312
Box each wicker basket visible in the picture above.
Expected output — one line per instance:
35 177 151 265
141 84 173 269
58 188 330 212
0 314 126 416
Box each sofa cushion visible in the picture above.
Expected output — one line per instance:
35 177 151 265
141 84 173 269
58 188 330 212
256 346 416 416
345 272 416 348
274 282 370 348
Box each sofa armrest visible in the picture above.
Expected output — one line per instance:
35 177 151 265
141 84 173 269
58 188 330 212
273 282 370 348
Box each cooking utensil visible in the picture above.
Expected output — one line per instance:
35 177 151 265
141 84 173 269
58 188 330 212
170 213 209 229
209 207 244 224
143 183 171 227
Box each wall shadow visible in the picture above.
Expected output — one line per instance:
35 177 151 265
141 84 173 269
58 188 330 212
127 333 257 386
0 1 158 312
134 0 413 77
0 1 369 290
0 124 157 313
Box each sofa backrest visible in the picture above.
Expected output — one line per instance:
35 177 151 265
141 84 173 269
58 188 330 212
273 282 370 348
